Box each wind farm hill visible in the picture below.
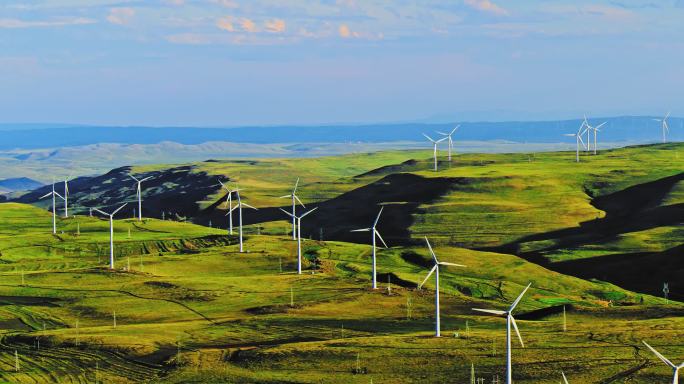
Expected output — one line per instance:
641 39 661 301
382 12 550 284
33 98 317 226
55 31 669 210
0 201 682 383
12 143 684 300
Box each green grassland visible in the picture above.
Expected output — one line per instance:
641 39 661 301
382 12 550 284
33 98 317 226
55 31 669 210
0 143 683 383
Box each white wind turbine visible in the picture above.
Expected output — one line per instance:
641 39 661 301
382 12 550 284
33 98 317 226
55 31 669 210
93 204 127 269
643 341 684 384
589 121 607 155
280 178 305 240
62 174 73 218
423 134 447 171
436 125 460 162
351 206 388 289
130 174 152 222
217 180 238 235
228 188 257 253
473 282 532 384
280 207 318 274
654 112 671 143
564 122 588 162
418 237 465 337
39 180 64 234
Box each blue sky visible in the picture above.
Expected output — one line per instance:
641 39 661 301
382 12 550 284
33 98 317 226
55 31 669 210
1 0 683 126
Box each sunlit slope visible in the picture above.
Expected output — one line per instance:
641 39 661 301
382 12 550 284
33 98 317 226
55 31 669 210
1 202 680 382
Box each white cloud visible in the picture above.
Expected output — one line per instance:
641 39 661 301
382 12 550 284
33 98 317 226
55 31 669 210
107 7 135 25
0 17 96 29
264 19 286 33
464 0 509 16
240 18 257 33
212 0 239 8
216 17 234 32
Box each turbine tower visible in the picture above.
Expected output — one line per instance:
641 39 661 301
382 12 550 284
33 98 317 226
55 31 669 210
418 237 465 337
228 189 257 253
62 174 72 218
473 283 532 384
351 206 388 289
588 122 607 155
280 178 305 240
423 134 447 171
39 180 64 234
643 341 684 384
436 125 460 162
653 112 671 143
280 207 318 274
217 180 238 234
130 174 152 222
93 204 127 269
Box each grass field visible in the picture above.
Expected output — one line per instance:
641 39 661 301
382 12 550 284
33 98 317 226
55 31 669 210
1 143 683 383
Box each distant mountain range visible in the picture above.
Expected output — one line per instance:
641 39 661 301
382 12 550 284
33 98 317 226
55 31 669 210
0 177 43 192
0 116 681 150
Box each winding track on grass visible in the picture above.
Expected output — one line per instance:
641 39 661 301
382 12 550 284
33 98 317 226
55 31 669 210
0 282 215 324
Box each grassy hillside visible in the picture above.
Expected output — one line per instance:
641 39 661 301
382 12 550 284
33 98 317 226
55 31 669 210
0 199 683 383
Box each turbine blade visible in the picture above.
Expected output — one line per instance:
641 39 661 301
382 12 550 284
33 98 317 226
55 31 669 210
300 206 318 218
419 265 437 289
439 261 466 267
509 282 532 312
140 176 152 182
451 125 460 135
39 192 52 199
472 308 506 316
642 341 676 368
130 175 140 182
595 122 607 130
424 237 438 264
227 206 238 215
241 203 258 210
279 194 292 199
665 111 671 120
436 131 449 135
422 133 435 142
373 206 384 227
350 228 371 232
294 195 306 208
293 178 299 193
510 315 524 347
93 208 108 216
375 229 388 248
112 203 127 216
54 192 65 200
279 208 295 218
561 372 569 384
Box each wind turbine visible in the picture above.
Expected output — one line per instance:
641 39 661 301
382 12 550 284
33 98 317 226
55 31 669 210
39 181 64 234
418 237 465 337
217 180 238 235
280 178 305 240
564 122 588 162
654 112 671 143
643 341 684 384
228 189 257 253
280 207 318 274
473 282 532 384
588 121 607 155
436 125 460 162
93 204 127 269
130 174 152 222
62 174 73 218
423 134 447 171
351 206 388 289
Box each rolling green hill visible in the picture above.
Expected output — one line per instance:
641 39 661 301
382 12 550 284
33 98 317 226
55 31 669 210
1 143 683 382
